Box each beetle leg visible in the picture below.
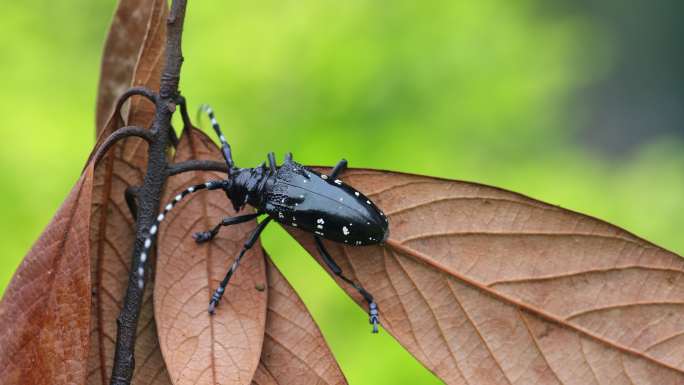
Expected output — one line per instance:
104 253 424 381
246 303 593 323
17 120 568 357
208 217 273 314
329 159 348 179
193 211 264 244
314 236 380 333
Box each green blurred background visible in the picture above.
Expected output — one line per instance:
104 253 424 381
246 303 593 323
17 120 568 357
1 1 683 384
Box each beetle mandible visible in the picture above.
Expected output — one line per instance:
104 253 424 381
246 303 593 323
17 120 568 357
136 105 388 333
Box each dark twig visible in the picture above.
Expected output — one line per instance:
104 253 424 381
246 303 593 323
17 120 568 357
114 86 158 118
90 126 152 166
124 186 140 220
169 124 180 146
176 95 193 129
166 159 229 176
109 1 188 384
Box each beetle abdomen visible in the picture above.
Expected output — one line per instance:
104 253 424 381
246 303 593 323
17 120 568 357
264 160 388 245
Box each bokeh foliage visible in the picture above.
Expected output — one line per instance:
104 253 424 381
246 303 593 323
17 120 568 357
1 1 683 384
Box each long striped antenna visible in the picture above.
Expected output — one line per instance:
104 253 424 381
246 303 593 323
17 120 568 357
136 180 226 289
199 104 234 175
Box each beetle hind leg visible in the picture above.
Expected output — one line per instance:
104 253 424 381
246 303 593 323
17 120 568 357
314 236 380 333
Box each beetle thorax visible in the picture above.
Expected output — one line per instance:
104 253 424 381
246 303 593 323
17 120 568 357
224 165 273 212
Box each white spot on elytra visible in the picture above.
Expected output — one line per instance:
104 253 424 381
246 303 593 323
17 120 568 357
317 218 325 224
366 200 371 205
315 231 324 236
321 175 328 180
292 223 298 227
355 241 362 245
278 212 284 219
339 197 343 202
342 226 349 235
355 191 360 196
317 224 324 230
334 179 342 185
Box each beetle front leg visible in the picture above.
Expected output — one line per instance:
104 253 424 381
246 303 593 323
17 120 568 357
193 211 264 244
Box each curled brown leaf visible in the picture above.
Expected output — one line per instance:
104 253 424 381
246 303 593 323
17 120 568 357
0 166 94 385
289 168 684 385
252 255 347 385
155 127 267 385
96 0 166 133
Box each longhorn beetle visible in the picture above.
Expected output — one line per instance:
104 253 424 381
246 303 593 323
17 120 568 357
136 105 389 333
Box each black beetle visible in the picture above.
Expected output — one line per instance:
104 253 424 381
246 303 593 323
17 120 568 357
136 105 388 333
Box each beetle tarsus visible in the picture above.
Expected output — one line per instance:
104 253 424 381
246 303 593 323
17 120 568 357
369 301 380 333
193 231 214 243
208 287 223 314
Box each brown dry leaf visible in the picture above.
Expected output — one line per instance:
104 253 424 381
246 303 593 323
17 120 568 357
88 1 170 384
289 168 684 385
0 166 94 385
155 127 267 385
252 255 347 385
96 0 158 130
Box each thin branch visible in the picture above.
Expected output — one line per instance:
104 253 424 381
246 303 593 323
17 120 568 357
166 159 229 176
114 86 158 118
90 126 152 166
169 124 180 146
109 1 188 384
176 95 193 129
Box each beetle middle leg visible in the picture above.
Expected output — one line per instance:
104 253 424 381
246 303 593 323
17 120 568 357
193 211 264 244
314 236 380 333
208 217 273 314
